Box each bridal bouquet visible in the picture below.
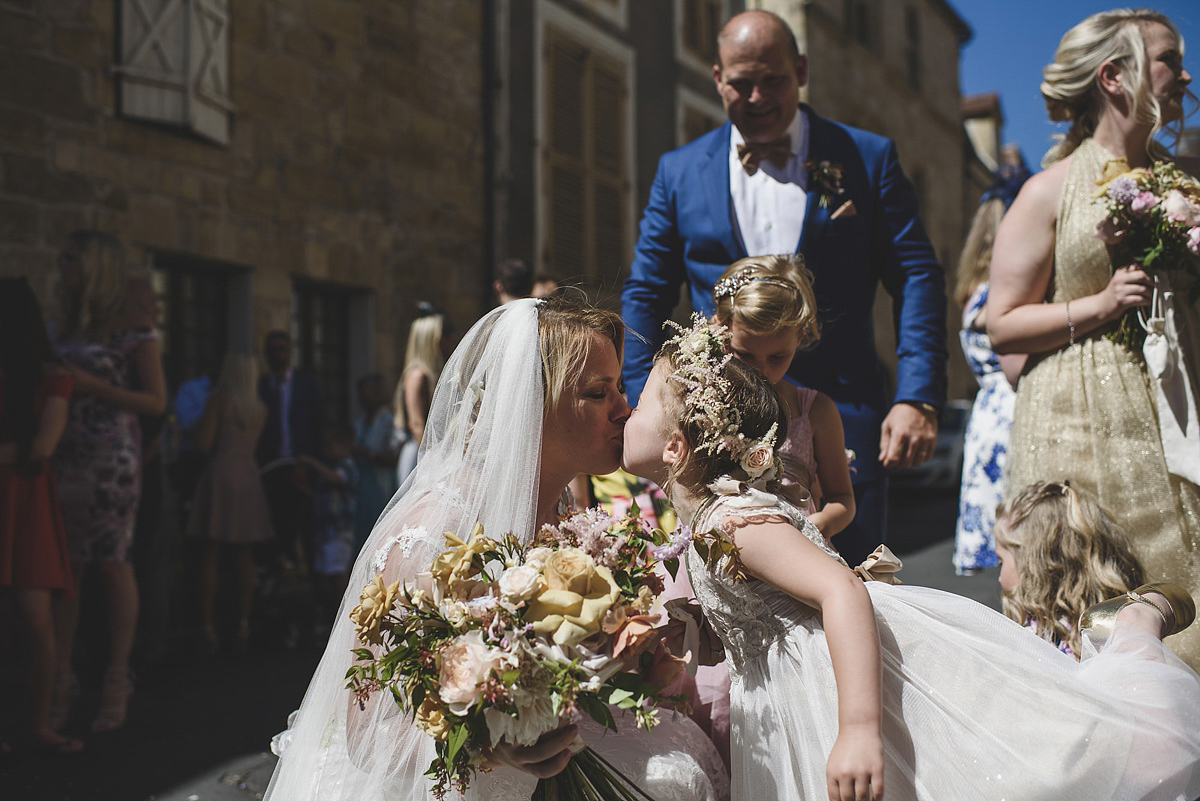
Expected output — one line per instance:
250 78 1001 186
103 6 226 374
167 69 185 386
1094 158 1200 347
345 507 692 799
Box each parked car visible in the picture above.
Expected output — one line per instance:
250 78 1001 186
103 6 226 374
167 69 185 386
890 399 973 492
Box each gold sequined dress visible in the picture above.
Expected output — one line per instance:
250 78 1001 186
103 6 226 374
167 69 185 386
1006 137 1200 669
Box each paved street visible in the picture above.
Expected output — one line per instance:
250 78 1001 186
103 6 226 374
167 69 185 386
1 487 997 801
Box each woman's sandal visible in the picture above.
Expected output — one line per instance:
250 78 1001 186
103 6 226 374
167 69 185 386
47 672 79 731
1079 583 1197 651
91 669 134 734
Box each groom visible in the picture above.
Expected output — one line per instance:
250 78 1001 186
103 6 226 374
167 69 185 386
621 10 947 565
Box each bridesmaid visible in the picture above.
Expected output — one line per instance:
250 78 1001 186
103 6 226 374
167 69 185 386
988 10 1200 667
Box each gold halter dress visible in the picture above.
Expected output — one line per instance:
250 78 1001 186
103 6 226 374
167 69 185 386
1005 136 1200 669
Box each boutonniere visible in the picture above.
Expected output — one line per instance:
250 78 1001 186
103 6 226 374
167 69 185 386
806 159 845 208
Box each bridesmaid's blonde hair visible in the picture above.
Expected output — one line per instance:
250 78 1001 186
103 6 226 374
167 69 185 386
395 309 447 431
1040 8 1188 166
214 353 266 431
995 481 1144 658
712 254 820 349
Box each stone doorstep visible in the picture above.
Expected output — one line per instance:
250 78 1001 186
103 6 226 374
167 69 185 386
152 752 278 801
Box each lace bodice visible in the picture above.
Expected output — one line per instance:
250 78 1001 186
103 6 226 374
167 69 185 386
684 479 845 671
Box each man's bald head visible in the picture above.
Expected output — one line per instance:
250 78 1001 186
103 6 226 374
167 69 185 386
717 10 802 70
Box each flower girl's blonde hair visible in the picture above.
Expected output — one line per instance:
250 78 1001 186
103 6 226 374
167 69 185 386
995 481 1144 657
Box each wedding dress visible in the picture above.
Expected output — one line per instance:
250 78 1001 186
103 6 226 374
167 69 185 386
263 299 728 801
686 478 1200 801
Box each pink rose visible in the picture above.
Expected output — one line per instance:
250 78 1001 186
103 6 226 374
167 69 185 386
740 442 775 479
1188 227 1200 255
438 630 510 714
1163 190 1200 226
1131 191 1157 216
1094 216 1128 245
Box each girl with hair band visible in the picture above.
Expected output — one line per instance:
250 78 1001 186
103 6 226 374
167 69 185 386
0 277 81 755
623 317 1200 801
264 296 729 801
994 479 1144 659
988 9 1200 668
393 302 451 487
51 230 167 733
186 353 275 652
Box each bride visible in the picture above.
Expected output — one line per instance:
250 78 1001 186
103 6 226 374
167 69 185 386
263 297 729 801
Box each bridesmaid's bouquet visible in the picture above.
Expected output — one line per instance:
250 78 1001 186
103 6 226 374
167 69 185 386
1093 158 1200 348
345 507 692 799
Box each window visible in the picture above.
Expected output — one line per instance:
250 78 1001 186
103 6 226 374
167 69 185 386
151 253 246 393
681 0 722 65
905 6 922 92
678 85 725 147
843 0 875 49
116 0 233 145
292 281 356 426
538 13 633 287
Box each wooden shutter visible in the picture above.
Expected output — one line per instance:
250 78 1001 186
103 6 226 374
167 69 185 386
543 25 629 283
117 0 232 144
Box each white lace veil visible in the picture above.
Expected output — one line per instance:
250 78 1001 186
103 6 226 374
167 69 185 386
264 299 547 801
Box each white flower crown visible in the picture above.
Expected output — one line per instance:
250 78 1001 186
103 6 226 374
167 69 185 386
662 314 781 481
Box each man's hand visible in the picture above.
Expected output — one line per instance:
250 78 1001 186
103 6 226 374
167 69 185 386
878 403 937 469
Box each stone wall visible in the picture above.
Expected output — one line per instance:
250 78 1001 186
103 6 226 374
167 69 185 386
0 0 485 394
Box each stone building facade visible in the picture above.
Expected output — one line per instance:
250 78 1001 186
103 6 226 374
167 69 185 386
2 0 984 418
1 0 485 421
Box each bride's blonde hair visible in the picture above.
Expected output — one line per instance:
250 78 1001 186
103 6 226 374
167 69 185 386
1040 8 1188 166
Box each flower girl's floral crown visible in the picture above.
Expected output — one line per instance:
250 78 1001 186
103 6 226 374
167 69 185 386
661 315 781 480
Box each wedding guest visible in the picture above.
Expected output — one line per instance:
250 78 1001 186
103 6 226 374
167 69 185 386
0 278 80 755
187 353 275 653
392 303 450 487
256 330 323 576
51 230 167 733
987 8 1200 668
171 354 222 519
621 9 947 566
352 373 398 548
297 423 358 635
952 157 1030 575
493 257 534 305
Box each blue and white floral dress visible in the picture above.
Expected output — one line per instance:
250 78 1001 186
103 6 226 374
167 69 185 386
953 283 1015 574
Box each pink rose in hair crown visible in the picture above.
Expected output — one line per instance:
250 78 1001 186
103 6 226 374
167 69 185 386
741 442 775 479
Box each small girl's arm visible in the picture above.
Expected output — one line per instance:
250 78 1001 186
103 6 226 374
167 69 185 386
806 393 856 538
734 518 884 801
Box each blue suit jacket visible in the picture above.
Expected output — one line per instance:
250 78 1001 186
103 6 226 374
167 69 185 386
621 106 947 482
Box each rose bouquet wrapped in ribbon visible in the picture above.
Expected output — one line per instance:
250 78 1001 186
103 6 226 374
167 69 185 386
1093 158 1200 348
345 509 691 800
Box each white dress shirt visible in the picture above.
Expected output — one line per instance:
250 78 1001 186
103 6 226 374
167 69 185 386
729 107 809 257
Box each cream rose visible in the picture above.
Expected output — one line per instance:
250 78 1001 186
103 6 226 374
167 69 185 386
414 696 454 741
349 575 401 645
524 546 553 569
438 630 510 714
526 548 621 646
741 442 775 479
498 565 544 602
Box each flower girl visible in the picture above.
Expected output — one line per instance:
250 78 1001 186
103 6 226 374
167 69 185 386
622 317 1200 801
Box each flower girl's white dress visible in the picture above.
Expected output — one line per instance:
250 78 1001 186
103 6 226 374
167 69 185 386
686 479 1200 801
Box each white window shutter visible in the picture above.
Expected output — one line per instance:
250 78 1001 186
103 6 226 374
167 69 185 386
117 0 232 145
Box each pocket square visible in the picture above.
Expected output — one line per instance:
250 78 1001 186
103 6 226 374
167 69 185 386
830 199 856 219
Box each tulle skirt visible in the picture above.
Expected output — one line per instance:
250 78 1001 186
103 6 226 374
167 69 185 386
732 583 1200 801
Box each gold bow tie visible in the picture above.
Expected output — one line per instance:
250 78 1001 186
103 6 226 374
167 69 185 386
737 136 792 174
